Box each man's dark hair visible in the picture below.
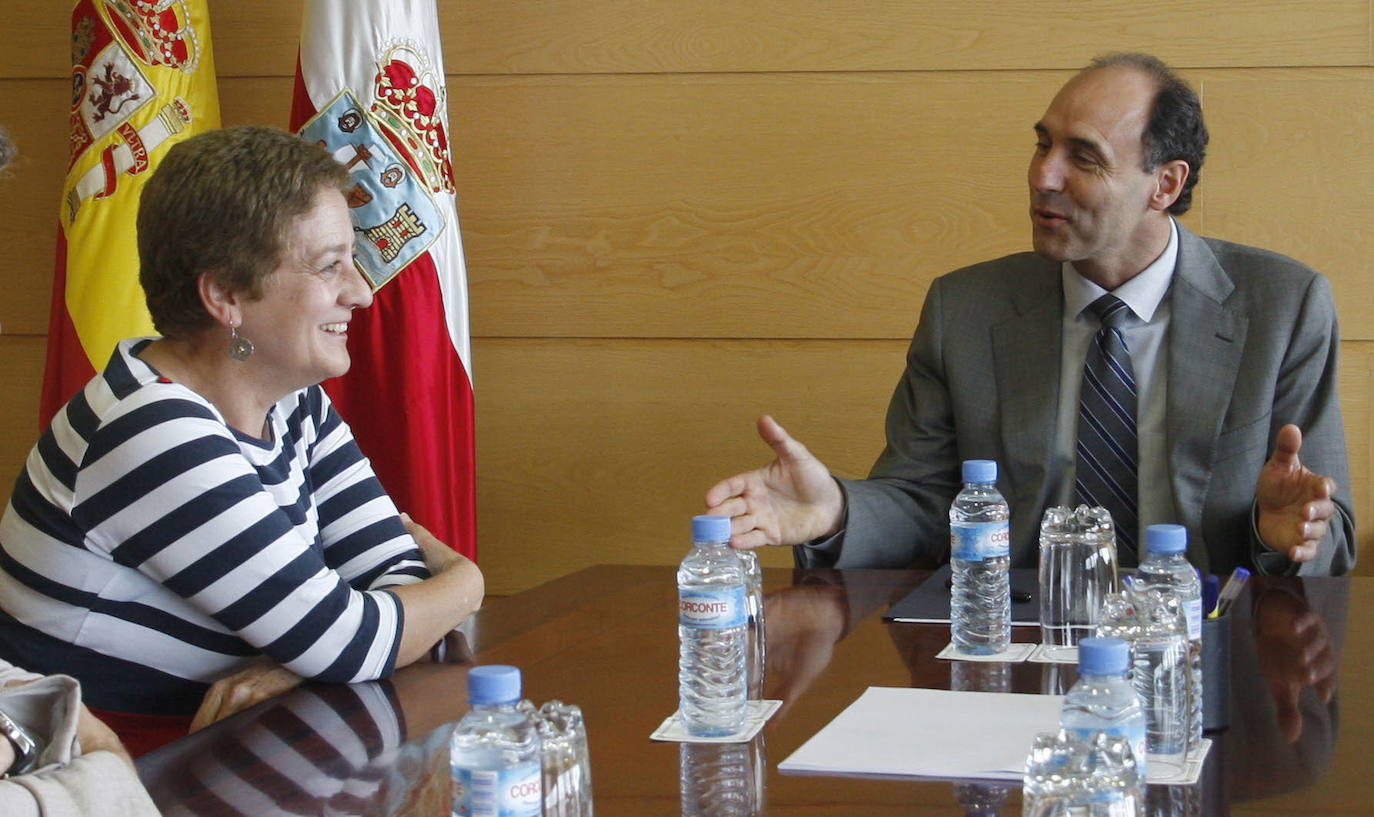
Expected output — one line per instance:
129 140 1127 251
1089 52 1208 215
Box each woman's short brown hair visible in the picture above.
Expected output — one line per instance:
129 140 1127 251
137 126 350 338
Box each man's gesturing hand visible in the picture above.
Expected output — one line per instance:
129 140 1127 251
1256 424 1338 563
704 416 845 549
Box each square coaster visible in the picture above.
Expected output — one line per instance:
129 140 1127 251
935 642 1037 662
650 699 782 743
1146 738 1211 785
1028 643 1079 664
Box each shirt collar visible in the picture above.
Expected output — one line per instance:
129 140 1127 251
1062 217 1178 324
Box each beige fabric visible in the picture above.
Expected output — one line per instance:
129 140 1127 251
0 751 161 817
0 659 161 816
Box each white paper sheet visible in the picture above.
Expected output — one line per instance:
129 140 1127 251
779 686 1209 784
778 687 1064 780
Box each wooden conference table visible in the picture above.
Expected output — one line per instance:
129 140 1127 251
136 565 1362 816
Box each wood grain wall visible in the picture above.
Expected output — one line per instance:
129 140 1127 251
1 2 1371 594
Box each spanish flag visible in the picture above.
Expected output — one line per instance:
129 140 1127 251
41 0 220 425
291 0 478 559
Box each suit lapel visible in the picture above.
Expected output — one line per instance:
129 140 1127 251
1167 225 1247 561
993 260 1063 514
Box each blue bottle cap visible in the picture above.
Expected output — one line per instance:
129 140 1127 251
692 514 732 543
467 665 522 705
1077 637 1130 675
1145 524 1187 554
962 459 997 484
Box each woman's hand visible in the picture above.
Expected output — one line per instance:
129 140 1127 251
388 514 484 668
402 512 470 575
190 661 303 732
75 705 135 768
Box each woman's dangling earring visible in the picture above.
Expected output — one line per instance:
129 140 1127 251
228 322 254 362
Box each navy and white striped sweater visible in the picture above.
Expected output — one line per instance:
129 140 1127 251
0 339 429 714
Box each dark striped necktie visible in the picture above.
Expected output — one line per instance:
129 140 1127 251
1075 294 1139 563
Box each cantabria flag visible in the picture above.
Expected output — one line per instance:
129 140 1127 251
42 0 220 424
291 0 477 559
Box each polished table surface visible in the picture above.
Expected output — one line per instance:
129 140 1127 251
136 565 1365 816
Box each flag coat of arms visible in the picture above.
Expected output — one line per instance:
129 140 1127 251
292 0 477 559
43 0 220 424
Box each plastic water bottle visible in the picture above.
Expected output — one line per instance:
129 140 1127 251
949 603 1013 816
1097 581 1190 776
736 548 766 699
1060 636 1148 781
1134 524 1202 746
678 515 748 737
451 665 543 817
950 459 1010 654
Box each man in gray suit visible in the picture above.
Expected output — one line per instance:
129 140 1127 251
705 53 1354 576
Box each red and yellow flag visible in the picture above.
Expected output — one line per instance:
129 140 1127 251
42 0 220 424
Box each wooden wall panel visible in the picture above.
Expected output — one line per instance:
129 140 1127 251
0 5 68 79
8 1 1363 79
0 79 66 337
473 338 905 594
1342 342 1374 571
436 0 1370 74
1200 69 1374 339
0 337 45 483
216 76 294 127
453 71 1051 339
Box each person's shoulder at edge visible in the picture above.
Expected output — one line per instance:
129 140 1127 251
1194 232 1327 286
919 251 1061 319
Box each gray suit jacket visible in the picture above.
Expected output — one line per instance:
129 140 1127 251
801 224 1355 576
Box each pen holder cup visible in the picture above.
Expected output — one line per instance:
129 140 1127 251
1201 613 1231 731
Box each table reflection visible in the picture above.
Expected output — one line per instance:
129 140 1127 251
761 570 1348 814
679 738 767 817
138 639 475 817
132 567 1351 817
1224 576 1345 805
139 681 449 816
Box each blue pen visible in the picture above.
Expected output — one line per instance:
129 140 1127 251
1202 573 1220 618
1214 567 1251 617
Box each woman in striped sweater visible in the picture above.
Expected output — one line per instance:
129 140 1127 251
0 127 484 755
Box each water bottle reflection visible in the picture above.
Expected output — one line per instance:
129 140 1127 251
679 737 766 817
